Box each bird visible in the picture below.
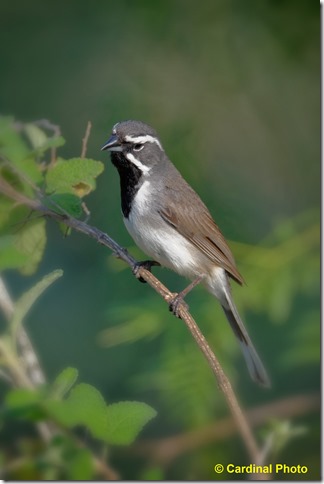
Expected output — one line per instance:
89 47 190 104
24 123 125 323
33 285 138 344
101 120 270 387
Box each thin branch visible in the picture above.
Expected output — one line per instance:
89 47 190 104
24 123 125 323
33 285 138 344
81 121 92 158
0 177 267 475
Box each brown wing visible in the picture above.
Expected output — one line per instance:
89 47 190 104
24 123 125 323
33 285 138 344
159 202 244 285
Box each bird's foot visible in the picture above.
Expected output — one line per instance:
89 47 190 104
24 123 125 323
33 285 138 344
168 275 205 318
132 260 161 283
168 293 189 319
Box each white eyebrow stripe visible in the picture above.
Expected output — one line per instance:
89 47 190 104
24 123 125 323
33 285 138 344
124 134 163 151
125 152 151 173
112 122 119 134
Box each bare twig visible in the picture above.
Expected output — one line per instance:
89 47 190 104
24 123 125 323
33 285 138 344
81 121 92 158
0 176 267 475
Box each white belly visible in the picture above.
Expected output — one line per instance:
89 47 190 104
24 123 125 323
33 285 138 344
124 181 203 278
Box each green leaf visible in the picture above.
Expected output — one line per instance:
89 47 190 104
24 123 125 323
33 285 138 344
44 383 157 446
140 467 165 480
4 388 45 421
43 193 83 218
104 401 157 445
5 388 42 408
0 116 30 163
11 269 63 337
24 124 48 150
0 197 14 228
66 448 94 480
14 218 47 275
14 156 44 189
24 124 65 154
40 135 65 150
45 158 104 198
0 235 28 271
45 383 108 437
44 435 95 480
1 188 78 269
50 367 79 399
65 383 108 433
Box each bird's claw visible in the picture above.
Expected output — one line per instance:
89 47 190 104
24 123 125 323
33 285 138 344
132 260 161 283
168 293 189 318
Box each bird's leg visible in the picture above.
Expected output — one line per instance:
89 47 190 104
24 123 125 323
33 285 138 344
169 274 205 318
132 260 161 283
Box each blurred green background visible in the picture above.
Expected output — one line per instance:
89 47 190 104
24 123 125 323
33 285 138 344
0 0 320 480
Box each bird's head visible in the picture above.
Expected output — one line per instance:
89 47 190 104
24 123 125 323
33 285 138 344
101 120 164 174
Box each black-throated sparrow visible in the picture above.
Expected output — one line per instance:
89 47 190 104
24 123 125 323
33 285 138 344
101 120 270 387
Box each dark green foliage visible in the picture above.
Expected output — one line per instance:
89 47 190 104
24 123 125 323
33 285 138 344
0 120 157 479
4 370 156 446
0 117 104 275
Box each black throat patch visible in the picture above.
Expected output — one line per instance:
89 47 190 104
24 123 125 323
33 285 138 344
111 152 143 218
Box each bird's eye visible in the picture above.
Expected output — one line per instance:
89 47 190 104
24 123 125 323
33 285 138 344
133 143 144 151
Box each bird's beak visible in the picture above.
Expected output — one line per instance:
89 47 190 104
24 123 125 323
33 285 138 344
101 134 123 152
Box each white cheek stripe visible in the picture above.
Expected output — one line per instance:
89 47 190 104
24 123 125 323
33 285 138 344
126 152 151 173
107 145 123 152
125 134 163 151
